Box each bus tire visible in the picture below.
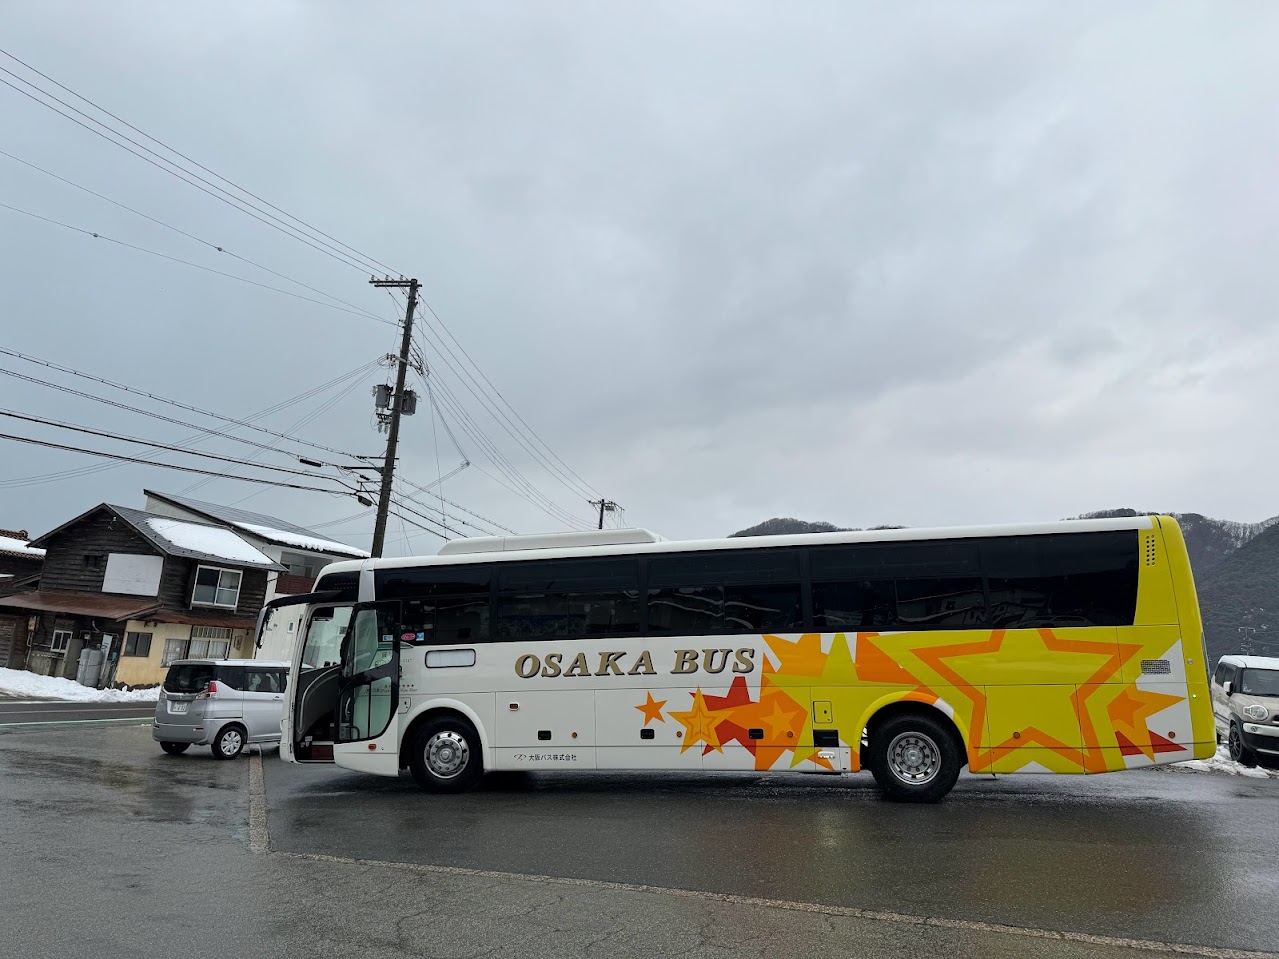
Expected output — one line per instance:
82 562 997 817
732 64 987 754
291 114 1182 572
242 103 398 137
868 712 961 803
409 716 483 793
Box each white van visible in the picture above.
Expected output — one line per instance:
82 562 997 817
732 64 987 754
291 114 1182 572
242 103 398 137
152 659 289 759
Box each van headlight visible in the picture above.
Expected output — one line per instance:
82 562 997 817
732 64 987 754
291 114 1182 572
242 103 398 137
1243 704 1269 721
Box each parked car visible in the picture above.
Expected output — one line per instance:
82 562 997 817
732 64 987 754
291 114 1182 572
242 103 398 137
152 659 290 759
1210 654 1279 766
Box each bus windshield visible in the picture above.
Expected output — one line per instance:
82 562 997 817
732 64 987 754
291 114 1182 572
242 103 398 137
301 605 353 668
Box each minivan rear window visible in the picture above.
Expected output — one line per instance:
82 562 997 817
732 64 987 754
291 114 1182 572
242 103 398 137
163 663 218 693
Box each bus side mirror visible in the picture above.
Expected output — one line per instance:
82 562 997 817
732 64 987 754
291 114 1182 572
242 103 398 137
1223 681 1233 696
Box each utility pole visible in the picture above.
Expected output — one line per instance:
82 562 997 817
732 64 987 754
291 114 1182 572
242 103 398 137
368 277 419 557
590 498 618 530
1238 626 1256 655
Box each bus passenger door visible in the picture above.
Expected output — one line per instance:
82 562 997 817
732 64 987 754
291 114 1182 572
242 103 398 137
332 602 401 771
285 603 353 763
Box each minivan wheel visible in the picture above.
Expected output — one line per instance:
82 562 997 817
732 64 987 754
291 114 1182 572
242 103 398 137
212 725 246 760
1228 723 1256 767
160 742 189 756
408 716 483 793
869 713 963 803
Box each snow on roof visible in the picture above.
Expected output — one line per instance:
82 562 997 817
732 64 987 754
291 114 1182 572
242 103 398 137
0 534 44 559
1220 654 1279 669
234 523 371 558
144 490 367 558
144 517 278 567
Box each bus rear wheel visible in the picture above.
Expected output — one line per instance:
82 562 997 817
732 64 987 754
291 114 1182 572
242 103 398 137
409 716 483 793
869 713 962 803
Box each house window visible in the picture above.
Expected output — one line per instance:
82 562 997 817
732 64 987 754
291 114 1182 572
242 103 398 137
280 551 319 578
123 632 153 657
161 639 189 666
50 630 73 653
192 566 242 609
189 626 232 660
82 554 103 569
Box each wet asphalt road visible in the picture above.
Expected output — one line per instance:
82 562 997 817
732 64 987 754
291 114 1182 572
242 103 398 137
1 723 1277 959
0 699 155 726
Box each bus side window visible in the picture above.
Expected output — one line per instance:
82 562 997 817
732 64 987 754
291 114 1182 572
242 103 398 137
495 558 642 641
982 532 1138 628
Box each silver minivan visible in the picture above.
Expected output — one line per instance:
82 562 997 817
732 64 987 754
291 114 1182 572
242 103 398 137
152 659 290 759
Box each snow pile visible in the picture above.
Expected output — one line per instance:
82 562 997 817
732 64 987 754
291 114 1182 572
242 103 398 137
235 523 369 558
0 534 44 558
1168 744 1279 779
0 667 158 703
145 518 275 566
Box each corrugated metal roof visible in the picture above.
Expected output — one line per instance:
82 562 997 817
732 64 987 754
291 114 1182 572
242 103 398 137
0 590 159 621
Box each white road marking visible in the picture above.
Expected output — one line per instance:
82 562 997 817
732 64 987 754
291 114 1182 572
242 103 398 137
248 747 270 854
246 752 1275 959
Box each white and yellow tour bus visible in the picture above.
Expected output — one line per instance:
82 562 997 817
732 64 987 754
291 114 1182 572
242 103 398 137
261 516 1215 802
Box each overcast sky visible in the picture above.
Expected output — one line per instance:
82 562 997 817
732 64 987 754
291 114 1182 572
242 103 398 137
3 3 1278 555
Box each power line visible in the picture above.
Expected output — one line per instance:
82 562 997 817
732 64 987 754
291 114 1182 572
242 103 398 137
0 407 358 486
0 47 402 278
0 347 375 461
0 430 357 496
308 508 375 531
418 317 597 502
0 148 390 321
176 363 378 496
396 475 515 535
0 359 377 491
426 371 591 529
389 496 466 539
0 201 399 326
386 508 449 544
0 59 392 277
432 308 601 498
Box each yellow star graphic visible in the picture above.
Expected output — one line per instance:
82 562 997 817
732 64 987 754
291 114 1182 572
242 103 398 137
669 689 727 754
635 692 667 726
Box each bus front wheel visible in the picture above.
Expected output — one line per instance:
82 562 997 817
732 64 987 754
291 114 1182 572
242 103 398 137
868 712 962 803
408 716 483 793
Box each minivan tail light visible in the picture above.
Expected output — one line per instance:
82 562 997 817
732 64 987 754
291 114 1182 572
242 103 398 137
196 680 220 699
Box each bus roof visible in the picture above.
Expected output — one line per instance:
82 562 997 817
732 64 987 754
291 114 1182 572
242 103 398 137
318 515 1159 575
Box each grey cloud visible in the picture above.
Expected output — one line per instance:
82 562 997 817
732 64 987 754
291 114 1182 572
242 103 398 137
2 2 1277 549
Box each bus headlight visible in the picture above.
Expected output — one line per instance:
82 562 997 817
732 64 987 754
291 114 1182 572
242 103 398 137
1243 704 1269 721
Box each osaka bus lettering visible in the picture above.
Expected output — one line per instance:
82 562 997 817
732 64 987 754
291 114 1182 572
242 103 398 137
514 647 756 679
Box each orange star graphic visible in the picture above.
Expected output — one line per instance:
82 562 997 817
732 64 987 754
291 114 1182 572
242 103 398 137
762 696 800 739
764 632 828 678
1107 684 1185 759
669 689 728 753
635 692 667 726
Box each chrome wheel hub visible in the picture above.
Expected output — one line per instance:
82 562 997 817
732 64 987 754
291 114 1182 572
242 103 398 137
222 731 242 755
887 731 940 785
425 731 469 779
